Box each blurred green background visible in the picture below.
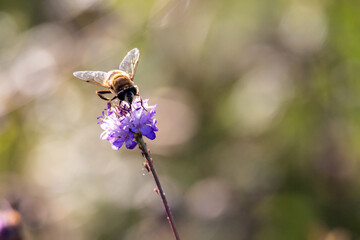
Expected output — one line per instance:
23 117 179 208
0 0 359 239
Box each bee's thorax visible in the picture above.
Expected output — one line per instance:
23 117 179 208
105 70 133 92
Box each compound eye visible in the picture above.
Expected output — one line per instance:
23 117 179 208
130 87 137 95
117 92 125 101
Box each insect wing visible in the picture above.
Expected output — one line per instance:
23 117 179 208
119 48 140 81
73 71 107 86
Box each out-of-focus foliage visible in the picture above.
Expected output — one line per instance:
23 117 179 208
0 0 359 239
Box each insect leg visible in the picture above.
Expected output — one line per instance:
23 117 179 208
139 96 147 111
134 86 147 111
96 90 113 101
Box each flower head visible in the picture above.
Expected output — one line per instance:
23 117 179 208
98 99 158 150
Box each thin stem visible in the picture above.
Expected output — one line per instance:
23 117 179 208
135 134 180 240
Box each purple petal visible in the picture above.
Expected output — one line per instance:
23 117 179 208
106 102 111 110
112 138 124 150
140 125 156 140
151 119 158 131
139 113 150 125
130 127 138 133
125 140 138 149
100 131 108 140
147 109 156 119
139 125 152 135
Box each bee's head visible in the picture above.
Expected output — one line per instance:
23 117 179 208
117 91 125 101
117 87 137 105
126 91 134 105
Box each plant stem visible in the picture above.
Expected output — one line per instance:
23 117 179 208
135 135 180 240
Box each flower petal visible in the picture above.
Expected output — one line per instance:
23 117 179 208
140 125 156 140
112 138 124 150
100 131 109 140
125 140 137 149
151 119 158 131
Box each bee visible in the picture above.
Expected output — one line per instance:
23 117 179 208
73 48 141 107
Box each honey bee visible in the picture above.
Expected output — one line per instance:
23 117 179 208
73 48 141 107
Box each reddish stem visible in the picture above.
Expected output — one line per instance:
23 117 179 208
135 135 180 240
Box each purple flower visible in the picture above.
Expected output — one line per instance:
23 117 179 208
98 99 158 150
